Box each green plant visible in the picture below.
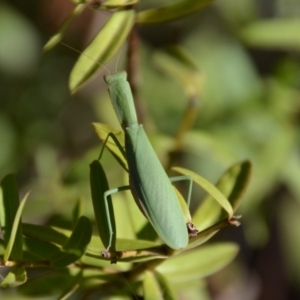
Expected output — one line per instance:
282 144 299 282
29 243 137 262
3 0 283 298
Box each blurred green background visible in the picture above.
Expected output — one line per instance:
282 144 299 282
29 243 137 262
1 0 300 299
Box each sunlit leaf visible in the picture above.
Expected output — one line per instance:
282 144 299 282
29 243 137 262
172 167 233 217
0 266 27 287
193 160 251 231
143 270 183 300
43 4 86 52
70 9 135 93
137 0 212 24
186 230 217 250
144 271 163 300
173 186 191 223
154 271 178 300
71 0 137 8
240 19 300 51
158 243 239 282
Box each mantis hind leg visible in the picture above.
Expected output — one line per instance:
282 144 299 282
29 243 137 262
94 132 130 259
102 185 131 252
169 175 198 237
169 175 193 208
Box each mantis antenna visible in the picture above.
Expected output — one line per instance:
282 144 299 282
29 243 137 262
114 43 125 73
59 40 111 74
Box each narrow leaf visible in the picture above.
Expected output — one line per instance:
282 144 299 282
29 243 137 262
4 191 30 261
0 266 27 287
58 271 82 300
193 160 251 231
143 271 163 300
22 223 69 245
186 230 217 250
158 243 239 282
173 186 191 223
137 0 212 24
97 0 138 8
23 237 60 261
43 4 86 52
70 9 135 93
240 19 300 51
1 174 24 261
90 160 116 250
154 271 178 300
50 216 92 268
71 0 137 7
172 167 233 217
72 197 83 227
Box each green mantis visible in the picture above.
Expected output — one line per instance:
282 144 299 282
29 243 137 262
91 71 198 254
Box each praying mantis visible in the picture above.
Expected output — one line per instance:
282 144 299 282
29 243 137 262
90 71 199 255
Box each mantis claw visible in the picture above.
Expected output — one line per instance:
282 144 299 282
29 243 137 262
101 250 120 264
187 222 199 237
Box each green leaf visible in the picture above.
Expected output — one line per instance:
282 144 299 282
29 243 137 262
71 0 137 7
57 271 82 300
143 271 163 300
72 197 83 227
17 268 76 297
92 122 128 171
157 243 239 282
4 191 30 261
0 266 27 287
97 0 138 8
103 0 137 7
240 19 300 51
193 160 251 231
137 0 212 24
50 216 92 268
69 9 135 93
186 230 217 250
1 174 24 261
224 160 252 212
90 160 116 250
23 236 60 261
173 186 192 223
22 223 69 245
24 223 165 264
154 271 178 300
172 167 233 217
43 4 86 52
